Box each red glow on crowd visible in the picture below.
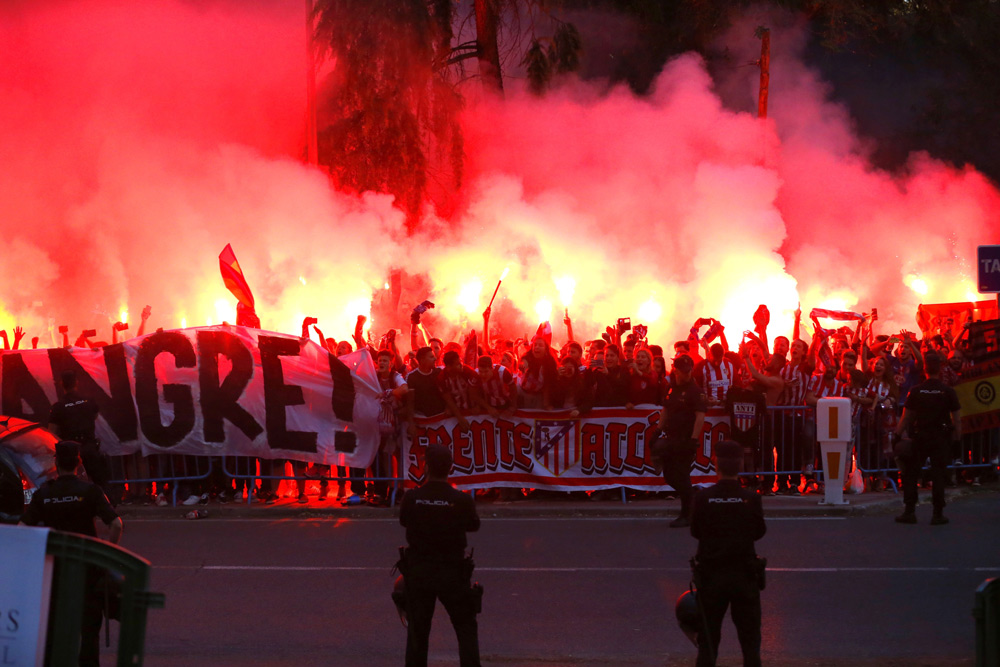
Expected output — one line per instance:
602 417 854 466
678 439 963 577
0 1 998 347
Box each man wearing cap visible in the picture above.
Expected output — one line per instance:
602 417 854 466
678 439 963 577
399 444 481 667
20 441 123 667
689 440 766 667
656 353 708 527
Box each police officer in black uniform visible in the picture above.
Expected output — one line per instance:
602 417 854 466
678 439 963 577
657 354 708 527
894 352 961 525
48 370 114 502
20 441 123 667
399 444 481 667
689 440 766 667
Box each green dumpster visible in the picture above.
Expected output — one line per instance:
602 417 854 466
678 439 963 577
45 530 165 666
974 577 999 667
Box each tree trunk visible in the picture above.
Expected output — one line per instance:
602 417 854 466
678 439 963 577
475 0 503 94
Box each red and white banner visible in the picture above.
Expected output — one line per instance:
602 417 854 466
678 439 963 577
0 327 382 467
404 407 732 491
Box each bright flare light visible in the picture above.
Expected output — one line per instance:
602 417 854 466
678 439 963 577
555 276 576 307
215 298 236 324
500 267 510 280
457 280 483 313
535 299 553 323
345 297 372 336
637 298 662 323
905 274 929 296
119 308 128 324
180 317 187 329
299 275 307 286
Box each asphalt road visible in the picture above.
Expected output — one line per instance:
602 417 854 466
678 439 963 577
106 495 999 666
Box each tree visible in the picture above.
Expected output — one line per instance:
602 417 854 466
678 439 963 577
313 0 462 229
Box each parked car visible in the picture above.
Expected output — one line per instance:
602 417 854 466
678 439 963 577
0 416 57 523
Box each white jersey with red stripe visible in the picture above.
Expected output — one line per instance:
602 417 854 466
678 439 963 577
777 363 809 406
808 373 846 399
436 366 480 412
698 359 734 403
480 365 515 408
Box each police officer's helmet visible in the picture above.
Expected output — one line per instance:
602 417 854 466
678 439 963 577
675 589 700 646
391 575 408 628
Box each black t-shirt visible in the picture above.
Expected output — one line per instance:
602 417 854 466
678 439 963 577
400 480 480 561
662 378 708 441
407 368 447 417
726 386 767 451
21 474 118 537
48 391 99 442
690 479 766 565
905 378 961 435
590 366 630 407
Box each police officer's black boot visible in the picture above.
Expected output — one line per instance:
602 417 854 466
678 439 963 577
930 510 949 525
895 506 917 524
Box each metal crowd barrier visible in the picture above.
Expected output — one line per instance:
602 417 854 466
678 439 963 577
218 455 404 507
105 407 998 504
107 452 403 507
108 453 213 506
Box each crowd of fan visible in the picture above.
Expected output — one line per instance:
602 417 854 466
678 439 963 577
3 300 994 506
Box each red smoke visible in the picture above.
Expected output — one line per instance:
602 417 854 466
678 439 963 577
1 1 997 348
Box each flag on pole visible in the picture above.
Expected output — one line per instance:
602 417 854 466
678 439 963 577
809 308 865 322
219 244 255 309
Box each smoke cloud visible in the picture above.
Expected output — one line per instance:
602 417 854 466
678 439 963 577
1 1 997 351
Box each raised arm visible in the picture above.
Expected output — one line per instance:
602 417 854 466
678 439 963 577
137 305 152 337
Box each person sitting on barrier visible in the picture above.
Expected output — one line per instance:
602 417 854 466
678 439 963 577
21 441 124 667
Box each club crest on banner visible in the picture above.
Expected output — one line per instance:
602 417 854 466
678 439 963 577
532 419 579 476
732 402 760 432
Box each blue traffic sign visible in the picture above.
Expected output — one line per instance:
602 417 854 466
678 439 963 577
980 245 1000 293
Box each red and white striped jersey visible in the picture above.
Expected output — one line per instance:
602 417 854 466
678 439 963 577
808 373 846 399
480 365 515 408
436 366 480 411
698 360 735 403
777 363 809 406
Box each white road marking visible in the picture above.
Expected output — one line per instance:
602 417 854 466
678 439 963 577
127 515 847 523
155 565 998 573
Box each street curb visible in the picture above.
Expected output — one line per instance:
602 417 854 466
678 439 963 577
116 483 997 521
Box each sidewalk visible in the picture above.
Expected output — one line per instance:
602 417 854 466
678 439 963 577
116 482 998 520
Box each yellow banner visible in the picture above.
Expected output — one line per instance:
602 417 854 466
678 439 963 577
955 357 1000 432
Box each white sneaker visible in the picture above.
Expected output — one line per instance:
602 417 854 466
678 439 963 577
155 494 168 507
952 458 963 466
233 490 243 502
181 494 201 506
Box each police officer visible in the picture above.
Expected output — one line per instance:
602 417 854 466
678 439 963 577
657 354 708 528
894 352 961 525
20 441 123 667
689 440 766 667
399 444 481 667
48 370 114 502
